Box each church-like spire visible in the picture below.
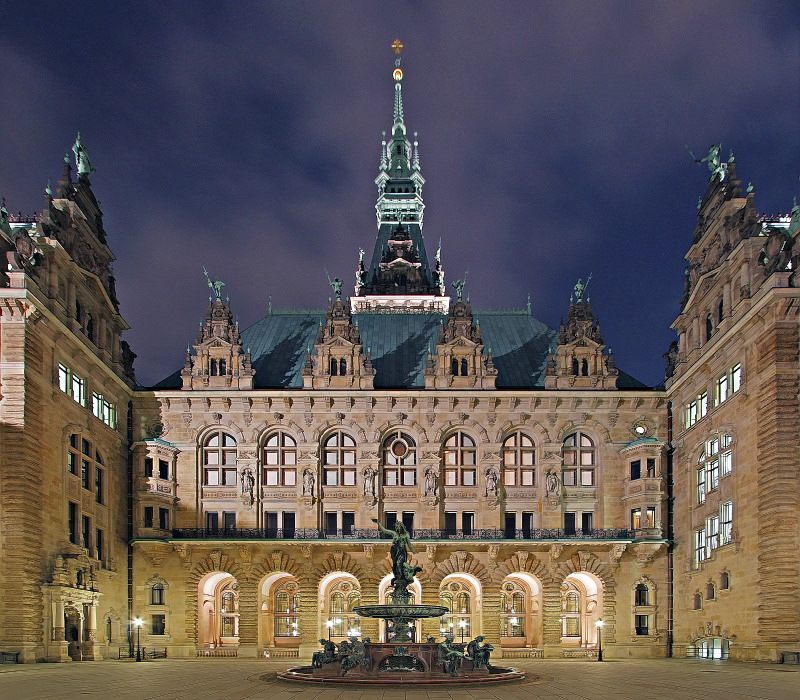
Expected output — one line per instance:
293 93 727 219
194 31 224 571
352 40 448 314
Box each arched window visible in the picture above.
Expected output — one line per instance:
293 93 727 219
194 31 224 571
326 580 361 638
562 582 582 637
693 593 702 610
263 431 297 486
460 358 468 376
719 571 729 590
210 359 218 376
203 431 237 486
219 359 226 375
442 432 477 486
706 582 715 600
451 358 459 376
86 316 94 344
219 582 239 639
323 432 357 486
572 357 579 375
150 582 165 605
382 431 417 486
339 358 347 375
697 433 732 504
439 582 473 640
562 432 595 486
706 315 713 342
273 579 300 637
581 358 588 376
502 431 536 486
634 583 649 606
330 358 338 376
501 580 526 637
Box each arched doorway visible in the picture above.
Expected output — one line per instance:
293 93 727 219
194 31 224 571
560 572 603 649
197 572 239 649
500 573 542 649
65 606 83 661
259 573 301 650
319 573 361 642
439 574 482 644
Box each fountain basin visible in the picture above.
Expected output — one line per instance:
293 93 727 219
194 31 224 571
353 604 448 621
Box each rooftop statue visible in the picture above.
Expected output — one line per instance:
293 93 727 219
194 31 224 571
72 132 96 176
452 270 468 301
687 144 727 182
203 267 226 300
572 273 592 304
326 270 343 301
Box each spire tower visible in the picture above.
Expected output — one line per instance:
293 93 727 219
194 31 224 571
352 40 448 314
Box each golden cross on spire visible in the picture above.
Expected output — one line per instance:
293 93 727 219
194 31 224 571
392 38 404 54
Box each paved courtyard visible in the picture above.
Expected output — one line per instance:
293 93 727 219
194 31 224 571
0 657 798 700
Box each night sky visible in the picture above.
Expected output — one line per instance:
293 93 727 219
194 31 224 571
2 2 798 388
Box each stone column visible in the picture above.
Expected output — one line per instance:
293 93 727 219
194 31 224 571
83 600 102 660
480 587 503 646
541 580 563 658
236 579 258 658
297 574 320 660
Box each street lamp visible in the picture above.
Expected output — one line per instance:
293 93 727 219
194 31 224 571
458 619 467 644
596 619 604 662
326 619 333 640
133 617 144 662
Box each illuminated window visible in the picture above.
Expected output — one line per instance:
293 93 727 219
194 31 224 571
697 434 732 503
382 431 417 486
501 580 526 637
263 431 297 487
92 391 117 428
562 432 595 486
323 432 357 486
203 431 237 486
502 431 536 486
442 432 477 486
273 579 300 637
326 580 361 637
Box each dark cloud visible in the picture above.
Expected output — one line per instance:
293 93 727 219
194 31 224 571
1 1 798 387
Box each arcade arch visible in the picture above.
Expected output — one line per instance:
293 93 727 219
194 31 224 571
197 571 239 648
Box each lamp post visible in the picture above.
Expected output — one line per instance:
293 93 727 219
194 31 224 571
326 619 333 640
596 619 604 662
458 619 466 644
133 617 143 662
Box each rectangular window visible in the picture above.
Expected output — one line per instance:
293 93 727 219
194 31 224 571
635 614 649 636
159 508 170 530
324 511 337 536
631 508 642 529
707 515 720 553
223 511 236 530
565 617 580 636
283 468 296 486
462 512 474 536
716 374 728 405
69 502 78 544
342 468 357 486
708 459 720 491
646 458 656 477
144 507 154 528
646 507 656 528
695 528 707 567
151 614 166 635
402 511 415 532
342 511 355 536
630 460 641 481
82 459 91 490
265 511 279 535
444 469 458 486
731 363 741 393
581 512 593 533
686 400 698 427
720 501 733 545
82 515 91 551
504 512 516 539
520 468 535 486
222 468 237 486
158 460 169 479
265 468 279 486
206 512 219 532
324 468 339 486
699 392 708 418
564 512 576 535
461 469 476 486
70 373 85 406
562 468 577 486
697 467 706 504
522 512 534 538
95 528 104 561
95 467 104 504
204 468 220 486
68 451 77 475
144 457 153 477
283 512 296 538
58 363 69 393
444 511 457 535
720 449 732 476
579 468 595 486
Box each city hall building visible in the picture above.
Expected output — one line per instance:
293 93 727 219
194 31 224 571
1 54 799 665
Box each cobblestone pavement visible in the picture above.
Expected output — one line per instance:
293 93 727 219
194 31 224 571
1 657 798 700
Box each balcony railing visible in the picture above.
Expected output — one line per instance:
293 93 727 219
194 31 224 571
168 527 631 541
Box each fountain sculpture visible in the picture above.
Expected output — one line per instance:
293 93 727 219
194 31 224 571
278 522 524 685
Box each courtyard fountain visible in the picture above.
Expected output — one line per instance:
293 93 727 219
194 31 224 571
278 521 524 685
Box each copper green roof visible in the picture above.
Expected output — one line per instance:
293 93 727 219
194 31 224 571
152 309 650 390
